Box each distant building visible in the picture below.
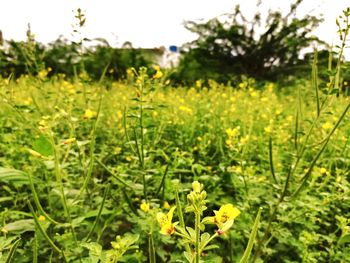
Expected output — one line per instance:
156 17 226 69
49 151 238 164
121 44 180 68
159 45 180 68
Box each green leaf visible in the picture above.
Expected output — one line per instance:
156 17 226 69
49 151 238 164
0 167 29 186
32 134 54 157
202 244 219 251
186 227 196 241
0 236 20 250
1 219 35 234
239 207 262 263
200 232 210 250
80 242 102 263
184 251 193 262
338 234 350 245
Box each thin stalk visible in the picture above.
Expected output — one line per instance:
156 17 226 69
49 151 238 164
268 137 278 184
4 238 21 263
27 171 60 225
175 190 191 254
94 157 131 188
291 100 350 197
312 49 320 116
294 108 299 151
123 106 137 156
49 135 80 260
239 208 262 263
133 128 147 200
78 93 102 199
28 201 66 261
32 234 38 263
85 184 110 241
156 164 169 196
252 167 291 262
148 232 156 263
195 211 201 263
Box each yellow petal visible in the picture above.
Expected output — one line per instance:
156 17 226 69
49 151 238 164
156 212 167 226
167 206 176 222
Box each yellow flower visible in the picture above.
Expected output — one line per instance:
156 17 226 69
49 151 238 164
264 126 272 134
153 65 163 79
28 149 43 158
192 181 202 193
83 109 97 119
38 215 46 221
179 105 193 114
163 201 170 209
239 82 245 89
195 80 202 88
212 204 240 233
140 201 150 212
226 127 240 138
322 122 333 131
113 147 122 155
320 167 327 174
156 206 178 235
153 70 163 79
63 138 76 145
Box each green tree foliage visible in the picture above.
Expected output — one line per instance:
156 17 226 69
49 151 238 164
174 0 323 85
0 37 152 80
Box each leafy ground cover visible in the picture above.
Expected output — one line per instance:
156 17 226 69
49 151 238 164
0 70 350 262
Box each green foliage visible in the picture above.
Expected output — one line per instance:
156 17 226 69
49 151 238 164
0 5 350 263
173 0 323 84
0 37 153 81
1 66 350 261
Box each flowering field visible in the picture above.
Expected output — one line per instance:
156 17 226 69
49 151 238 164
1 69 350 262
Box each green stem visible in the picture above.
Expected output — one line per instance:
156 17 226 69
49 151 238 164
195 211 201 263
175 190 191 254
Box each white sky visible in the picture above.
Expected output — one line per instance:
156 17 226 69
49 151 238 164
0 0 349 56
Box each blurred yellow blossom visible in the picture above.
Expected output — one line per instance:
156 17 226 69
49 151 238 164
113 147 122 155
179 105 193 114
63 138 76 145
163 201 170 209
140 201 150 212
28 149 43 158
195 80 202 88
153 65 163 79
226 127 240 138
322 122 333 131
320 167 327 174
83 109 97 119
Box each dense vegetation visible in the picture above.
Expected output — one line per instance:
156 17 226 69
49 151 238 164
1 64 350 262
0 2 350 263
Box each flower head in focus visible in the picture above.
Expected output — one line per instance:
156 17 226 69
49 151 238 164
156 206 178 235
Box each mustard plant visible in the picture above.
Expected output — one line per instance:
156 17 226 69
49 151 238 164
156 181 261 262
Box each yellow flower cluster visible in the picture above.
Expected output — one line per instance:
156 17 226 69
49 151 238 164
225 127 240 148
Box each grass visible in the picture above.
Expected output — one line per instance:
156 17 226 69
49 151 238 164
0 72 350 262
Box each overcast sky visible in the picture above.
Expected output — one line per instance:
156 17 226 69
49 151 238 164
0 0 349 55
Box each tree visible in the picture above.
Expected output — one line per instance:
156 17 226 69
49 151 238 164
174 0 324 85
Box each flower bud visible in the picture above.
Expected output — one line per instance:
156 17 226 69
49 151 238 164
192 181 201 193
